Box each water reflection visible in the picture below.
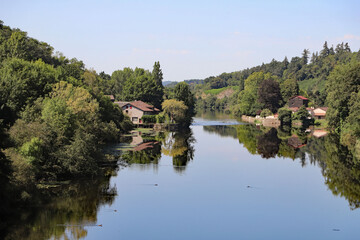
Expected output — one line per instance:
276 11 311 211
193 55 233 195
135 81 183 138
161 128 195 173
203 124 360 210
2 176 117 240
120 128 195 173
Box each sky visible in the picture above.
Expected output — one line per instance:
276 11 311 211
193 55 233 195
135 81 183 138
1 0 360 82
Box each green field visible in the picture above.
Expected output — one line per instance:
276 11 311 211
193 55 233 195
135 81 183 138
204 86 239 95
298 78 326 93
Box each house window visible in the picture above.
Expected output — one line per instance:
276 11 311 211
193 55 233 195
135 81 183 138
132 117 138 122
125 110 128 113
126 106 128 109
130 106 132 109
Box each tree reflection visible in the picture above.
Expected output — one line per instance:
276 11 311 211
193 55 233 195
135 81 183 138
256 128 281 159
121 141 162 165
2 176 117 240
321 134 360 210
161 128 195 173
204 123 360 210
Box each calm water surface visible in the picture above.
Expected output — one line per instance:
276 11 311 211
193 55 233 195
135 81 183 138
5 111 360 239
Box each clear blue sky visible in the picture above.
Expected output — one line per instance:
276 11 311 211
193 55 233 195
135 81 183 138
1 0 359 81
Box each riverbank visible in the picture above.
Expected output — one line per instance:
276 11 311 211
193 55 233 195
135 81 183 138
241 115 281 127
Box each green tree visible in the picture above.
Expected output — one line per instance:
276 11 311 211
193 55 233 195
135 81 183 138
260 109 272 117
257 78 282 113
162 99 188 123
326 62 360 129
0 58 57 124
238 72 275 115
302 49 310 65
320 41 330 58
280 78 299 103
278 108 292 126
174 82 195 124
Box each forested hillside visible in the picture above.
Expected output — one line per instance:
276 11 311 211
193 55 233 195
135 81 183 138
0 20 196 189
193 42 360 157
0 20 138 185
195 42 359 111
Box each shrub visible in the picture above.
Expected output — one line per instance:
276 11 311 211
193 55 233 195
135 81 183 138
141 115 157 123
260 109 272 118
278 108 292 126
156 113 165 123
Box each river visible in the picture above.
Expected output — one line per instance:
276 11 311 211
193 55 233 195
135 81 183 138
3 111 360 239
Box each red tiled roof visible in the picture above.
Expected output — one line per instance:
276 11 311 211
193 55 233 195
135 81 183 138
289 95 309 100
319 107 328 111
114 101 129 108
105 95 115 100
133 141 159 151
129 101 160 112
289 107 299 112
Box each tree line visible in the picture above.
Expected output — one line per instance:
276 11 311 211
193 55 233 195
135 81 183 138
192 41 360 157
0 19 196 212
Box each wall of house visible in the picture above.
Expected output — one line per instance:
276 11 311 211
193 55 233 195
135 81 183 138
122 105 144 124
289 98 308 108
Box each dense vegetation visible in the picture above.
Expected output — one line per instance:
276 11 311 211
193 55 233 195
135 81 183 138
194 42 359 113
0 21 193 226
0 20 197 191
0 21 136 185
110 62 164 109
189 42 360 156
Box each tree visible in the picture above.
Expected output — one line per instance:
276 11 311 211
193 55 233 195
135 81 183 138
174 82 195 124
238 72 275 115
340 91 360 158
0 58 57 124
260 109 272 117
278 108 292 126
257 78 282 113
302 49 310 65
111 67 163 108
280 78 299 103
111 67 133 100
162 99 188 123
152 61 164 108
326 62 360 129
295 106 311 126
320 41 330 58
282 56 289 71
152 61 163 86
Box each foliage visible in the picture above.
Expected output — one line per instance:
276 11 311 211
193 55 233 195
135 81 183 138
204 86 239 95
156 113 165 123
141 115 157 123
111 64 164 109
0 58 58 124
162 99 188 123
326 62 360 130
278 108 292 126
195 41 357 115
174 82 196 125
257 78 282 113
280 78 299 103
237 72 276 116
260 109 272 117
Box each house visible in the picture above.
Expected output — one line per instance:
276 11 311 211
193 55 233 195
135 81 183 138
312 129 328 138
114 100 160 124
105 95 115 102
288 96 309 108
287 135 306 148
309 107 328 120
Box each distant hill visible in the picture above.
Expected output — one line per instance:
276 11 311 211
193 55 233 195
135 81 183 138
163 79 204 88
163 81 177 87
